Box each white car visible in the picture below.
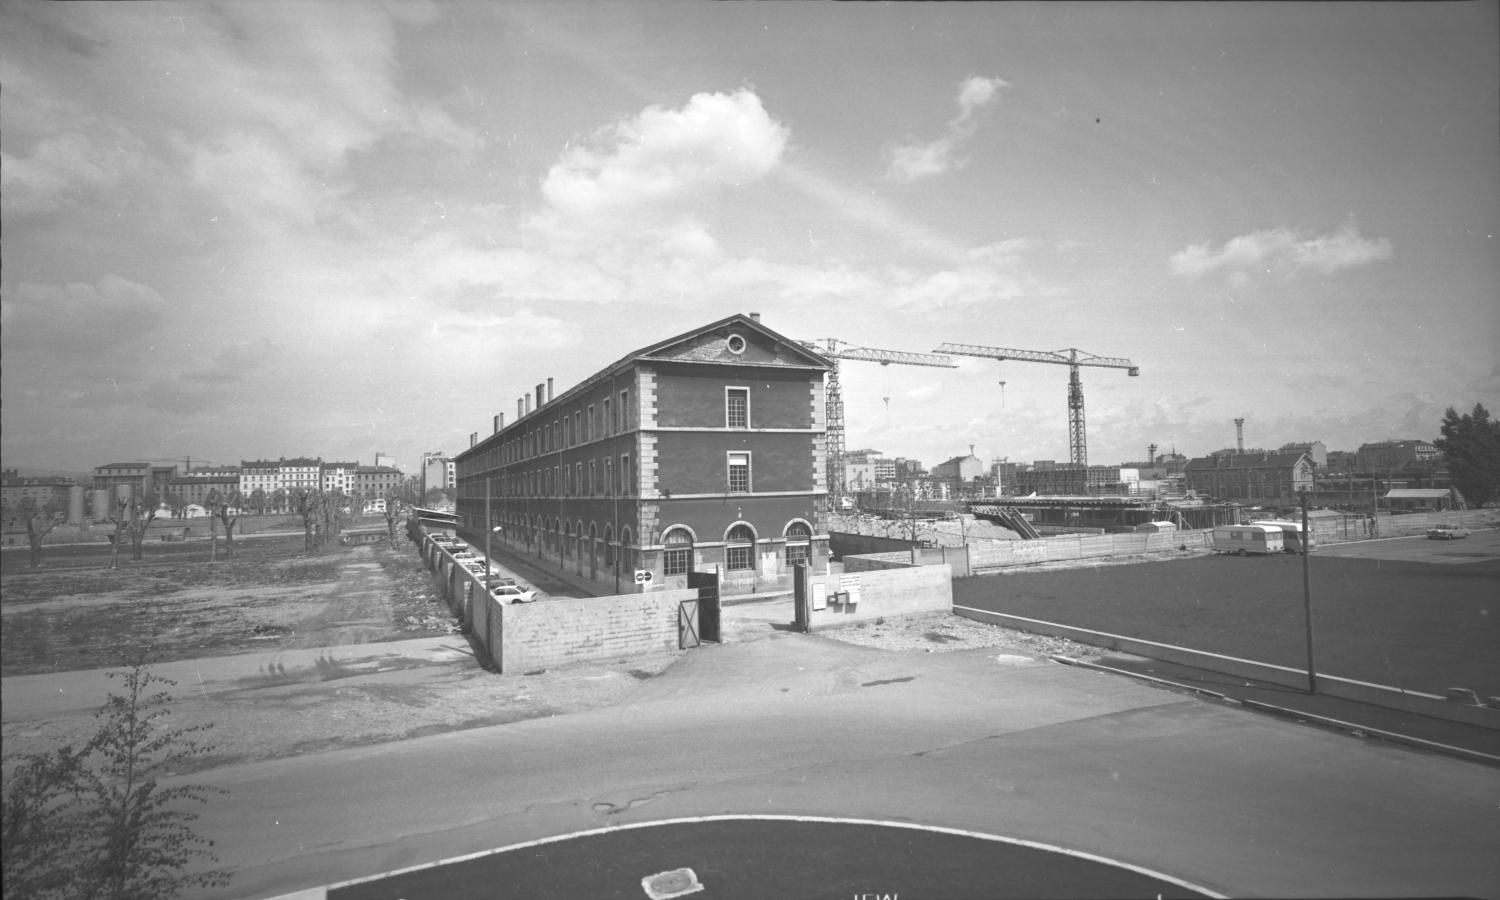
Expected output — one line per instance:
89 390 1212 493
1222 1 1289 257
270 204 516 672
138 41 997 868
490 584 538 604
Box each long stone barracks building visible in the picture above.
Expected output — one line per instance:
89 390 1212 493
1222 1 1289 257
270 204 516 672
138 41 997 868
452 313 833 596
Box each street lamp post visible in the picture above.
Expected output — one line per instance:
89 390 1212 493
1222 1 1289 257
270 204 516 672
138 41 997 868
486 526 503 593
1300 488 1316 694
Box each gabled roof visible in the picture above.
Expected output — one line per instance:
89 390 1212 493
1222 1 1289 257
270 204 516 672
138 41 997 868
628 313 832 371
457 314 832 463
1184 452 1309 471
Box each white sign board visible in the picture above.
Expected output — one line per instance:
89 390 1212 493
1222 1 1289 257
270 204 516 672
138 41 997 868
634 569 653 585
812 583 827 611
838 573 861 606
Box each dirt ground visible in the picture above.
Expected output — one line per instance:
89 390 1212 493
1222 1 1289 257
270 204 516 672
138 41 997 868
1 533 1098 777
0 537 456 676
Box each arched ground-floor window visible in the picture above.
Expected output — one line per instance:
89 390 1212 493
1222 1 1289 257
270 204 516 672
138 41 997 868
725 523 756 571
784 520 812 567
663 527 693 576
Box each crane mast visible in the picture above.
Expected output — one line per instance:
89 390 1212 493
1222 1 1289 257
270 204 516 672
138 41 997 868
801 339 957 510
933 342 1139 468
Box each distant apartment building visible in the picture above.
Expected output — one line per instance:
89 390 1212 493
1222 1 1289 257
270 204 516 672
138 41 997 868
843 460 878 492
239 460 280 498
354 465 404 499
1356 440 1437 473
421 452 456 496
279 457 322 493
931 453 985 482
1183 451 1315 503
1 471 76 510
169 472 241 507
1008 464 1123 496
93 462 169 501
1277 441 1327 468
322 461 358 495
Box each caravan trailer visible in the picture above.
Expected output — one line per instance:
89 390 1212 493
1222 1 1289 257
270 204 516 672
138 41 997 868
1251 520 1315 554
1212 524 1284 555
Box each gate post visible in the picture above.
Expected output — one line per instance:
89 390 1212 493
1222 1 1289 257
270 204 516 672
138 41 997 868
793 564 811 633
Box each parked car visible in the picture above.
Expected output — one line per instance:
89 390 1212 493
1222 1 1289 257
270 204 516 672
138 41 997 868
1426 527 1470 540
490 584 538 603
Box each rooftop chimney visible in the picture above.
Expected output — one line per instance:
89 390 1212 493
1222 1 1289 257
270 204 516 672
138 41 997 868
493 413 504 434
469 432 477 448
547 377 554 403
525 393 532 416
536 383 545 410
749 312 761 323
1234 418 1246 453
518 398 525 420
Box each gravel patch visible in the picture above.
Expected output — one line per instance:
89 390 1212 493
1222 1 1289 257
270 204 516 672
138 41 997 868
818 612 1097 660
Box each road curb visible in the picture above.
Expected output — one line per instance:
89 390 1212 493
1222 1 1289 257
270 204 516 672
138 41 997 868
1051 655 1500 768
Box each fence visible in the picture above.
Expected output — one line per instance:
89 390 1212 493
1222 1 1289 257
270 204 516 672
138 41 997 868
798 564 953 632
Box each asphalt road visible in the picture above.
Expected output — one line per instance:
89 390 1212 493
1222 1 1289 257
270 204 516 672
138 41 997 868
173 632 1497 900
324 817 1220 899
1313 527 1500 564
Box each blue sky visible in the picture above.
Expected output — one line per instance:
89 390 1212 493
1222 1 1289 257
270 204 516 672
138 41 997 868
3 1 1496 474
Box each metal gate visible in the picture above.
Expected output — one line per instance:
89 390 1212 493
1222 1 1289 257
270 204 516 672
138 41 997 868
681 570 721 649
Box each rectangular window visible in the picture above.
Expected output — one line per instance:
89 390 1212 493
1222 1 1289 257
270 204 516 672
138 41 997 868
726 543 753 571
728 452 750 493
574 412 581 446
785 544 810 568
619 454 631 495
575 463 582 496
664 548 691 576
619 390 630 431
726 387 749 429
604 458 613 496
589 461 596 496
586 406 594 442
603 398 611 435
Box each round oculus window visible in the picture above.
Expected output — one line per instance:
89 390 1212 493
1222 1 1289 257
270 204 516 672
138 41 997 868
726 334 747 354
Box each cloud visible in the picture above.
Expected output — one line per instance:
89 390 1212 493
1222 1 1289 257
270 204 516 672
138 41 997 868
0 275 169 358
180 339 280 385
537 89 789 225
1169 221 1392 281
887 75 1009 182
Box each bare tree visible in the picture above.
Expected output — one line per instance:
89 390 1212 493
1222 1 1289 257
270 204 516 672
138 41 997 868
107 492 159 565
20 496 65 568
248 488 267 517
382 491 402 546
320 489 344 545
292 488 319 553
204 490 222 562
216 489 243 558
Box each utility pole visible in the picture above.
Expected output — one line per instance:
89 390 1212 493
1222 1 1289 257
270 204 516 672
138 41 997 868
1301 488 1316 694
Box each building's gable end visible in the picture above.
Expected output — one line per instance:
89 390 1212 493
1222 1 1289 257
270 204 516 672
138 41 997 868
636 315 830 370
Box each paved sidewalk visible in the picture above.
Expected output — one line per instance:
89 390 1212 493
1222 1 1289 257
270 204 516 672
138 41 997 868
1073 653 1500 764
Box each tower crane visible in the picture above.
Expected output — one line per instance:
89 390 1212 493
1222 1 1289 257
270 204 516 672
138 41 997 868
800 339 958 510
933 342 1139 468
